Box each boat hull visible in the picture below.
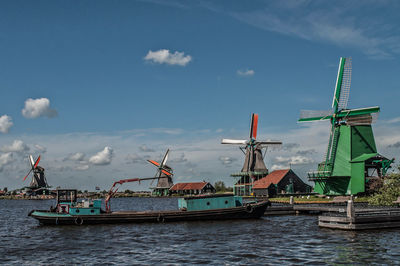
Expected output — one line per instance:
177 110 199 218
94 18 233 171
29 201 269 226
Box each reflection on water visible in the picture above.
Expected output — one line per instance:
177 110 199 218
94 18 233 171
1 198 399 264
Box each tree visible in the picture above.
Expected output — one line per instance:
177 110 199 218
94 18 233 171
3 187 7 193
214 181 226 192
214 181 233 193
369 172 400 206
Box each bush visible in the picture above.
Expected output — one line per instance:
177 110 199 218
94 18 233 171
368 173 400 206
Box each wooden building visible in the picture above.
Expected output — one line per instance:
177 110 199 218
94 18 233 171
253 169 311 197
169 182 216 195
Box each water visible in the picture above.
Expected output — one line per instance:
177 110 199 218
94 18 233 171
1 198 399 265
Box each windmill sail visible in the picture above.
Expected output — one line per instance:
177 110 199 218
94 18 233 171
249 113 258 139
332 57 352 111
346 113 378 125
338 57 352 110
299 110 333 122
221 139 248 145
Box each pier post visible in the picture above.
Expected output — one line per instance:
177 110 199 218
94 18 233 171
289 196 294 205
347 198 355 223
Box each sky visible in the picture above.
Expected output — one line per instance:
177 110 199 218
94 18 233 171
1 0 400 191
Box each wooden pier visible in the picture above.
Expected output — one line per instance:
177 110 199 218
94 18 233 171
264 197 400 230
318 200 400 230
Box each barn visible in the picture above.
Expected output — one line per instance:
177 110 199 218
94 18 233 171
253 169 312 197
169 182 216 196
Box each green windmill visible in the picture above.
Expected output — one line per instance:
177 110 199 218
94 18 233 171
299 57 394 195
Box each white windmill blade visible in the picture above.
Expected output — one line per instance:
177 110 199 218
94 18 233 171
332 57 344 109
299 110 333 121
221 139 248 145
29 155 35 168
257 141 283 149
161 149 169 167
338 57 352 110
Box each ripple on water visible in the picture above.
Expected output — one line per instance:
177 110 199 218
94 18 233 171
1 198 399 265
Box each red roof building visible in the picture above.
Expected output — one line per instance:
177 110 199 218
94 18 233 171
253 169 290 189
253 169 311 197
169 182 216 195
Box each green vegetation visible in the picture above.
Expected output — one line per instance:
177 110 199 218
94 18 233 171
214 181 233 193
369 172 400 206
270 196 329 203
269 195 369 203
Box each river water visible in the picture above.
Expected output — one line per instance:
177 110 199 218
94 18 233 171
1 198 399 265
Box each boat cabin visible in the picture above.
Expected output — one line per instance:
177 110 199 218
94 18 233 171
56 189 102 215
178 194 243 211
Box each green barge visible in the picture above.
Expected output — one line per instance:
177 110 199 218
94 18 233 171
29 189 269 226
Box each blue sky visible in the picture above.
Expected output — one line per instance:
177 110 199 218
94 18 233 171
1 0 400 190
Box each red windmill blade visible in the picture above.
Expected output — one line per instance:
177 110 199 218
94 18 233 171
34 155 41 168
161 169 172 176
23 170 32 181
147 160 160 167
250 113 258 140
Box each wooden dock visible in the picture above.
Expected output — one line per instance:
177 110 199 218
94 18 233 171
318 200 400 230
264 197 400 230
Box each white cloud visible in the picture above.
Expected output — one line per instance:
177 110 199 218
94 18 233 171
1 116 400 190
386 117 400 124
169 153 188 163
89 147 114 165
296 149 316 155
34 144 47 153
1 140 30 154
125 154 151 164
274 155 314 165
139 144 155 152
144 49 192 66
219 156 237 165
226 2 400 59
0 153 13 171
0 115 13 133
237 69 255 77
271 164 289 171
22 98 58 119
64 152 86 162
282 143 301 151
75 164 89 171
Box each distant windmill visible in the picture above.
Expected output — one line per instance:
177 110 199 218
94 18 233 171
23 155 50 194
298 57 394 195
147 149 174 196
222 113 282 196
